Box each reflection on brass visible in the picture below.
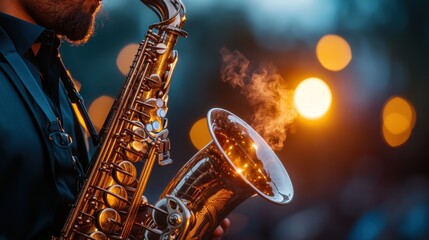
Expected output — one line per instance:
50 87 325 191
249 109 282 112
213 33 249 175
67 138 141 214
130 140 148 153
97 208 121 234
124 144 143 162
214 128 272 196
88 231 108 240
113 161 137 186
104 185 128 209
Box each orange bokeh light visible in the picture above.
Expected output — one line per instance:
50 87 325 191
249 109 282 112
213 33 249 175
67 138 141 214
382 96 416 147
116 43 139 76
316 34 352 71
88 95 115 131
293 77 332 120
189 118 212 150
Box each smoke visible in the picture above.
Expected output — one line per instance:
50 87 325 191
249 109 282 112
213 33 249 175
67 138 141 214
220 47 297 150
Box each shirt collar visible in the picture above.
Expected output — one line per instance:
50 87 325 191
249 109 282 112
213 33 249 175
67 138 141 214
0 12 51 56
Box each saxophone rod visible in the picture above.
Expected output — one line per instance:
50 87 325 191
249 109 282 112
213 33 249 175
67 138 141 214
120 147 158 238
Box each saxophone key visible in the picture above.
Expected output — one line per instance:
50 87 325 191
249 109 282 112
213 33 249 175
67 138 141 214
155 43 167 55
104 185 128 210
152 120 162 131
113 160 137 186
122 148 143 163
145 123 153 132
168 50 178 64
155 98 164 108
88 231 108 240
97 208 122 234
130 140 148 153
147 73 162 89
156 108 167 118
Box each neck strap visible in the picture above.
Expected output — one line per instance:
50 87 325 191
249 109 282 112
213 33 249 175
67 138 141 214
58 56 100 146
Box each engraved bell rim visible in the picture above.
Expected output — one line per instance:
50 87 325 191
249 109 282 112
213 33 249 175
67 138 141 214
207 108 294 205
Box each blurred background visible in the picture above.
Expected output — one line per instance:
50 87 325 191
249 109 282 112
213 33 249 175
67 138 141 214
61 0 429 239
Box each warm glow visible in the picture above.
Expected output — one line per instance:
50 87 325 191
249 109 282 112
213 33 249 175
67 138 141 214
69 79 85 131
382 96 416 147
88 95 115 131
116 43 139 76
189 118 212 150
72 104 88 133
316 34 352 71
293 77 332 119
382 125 413 147
384 113 410 134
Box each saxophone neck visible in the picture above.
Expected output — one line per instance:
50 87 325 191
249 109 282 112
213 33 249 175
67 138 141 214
141 0 187 30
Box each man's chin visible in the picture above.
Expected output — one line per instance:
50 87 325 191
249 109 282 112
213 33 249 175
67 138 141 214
65 32 92 46
61 7 100 45
61 21 95 45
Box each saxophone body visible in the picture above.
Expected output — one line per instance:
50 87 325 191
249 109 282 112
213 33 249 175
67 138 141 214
60 0 187 239
60 0 293 239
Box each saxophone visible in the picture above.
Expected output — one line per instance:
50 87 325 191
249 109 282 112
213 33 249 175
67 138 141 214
60 0 293 239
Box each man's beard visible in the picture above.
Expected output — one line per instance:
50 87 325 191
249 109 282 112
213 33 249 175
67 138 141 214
26 1 101 44
59 6 100 45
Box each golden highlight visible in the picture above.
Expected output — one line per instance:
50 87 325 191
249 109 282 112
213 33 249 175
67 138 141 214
220 47 297 150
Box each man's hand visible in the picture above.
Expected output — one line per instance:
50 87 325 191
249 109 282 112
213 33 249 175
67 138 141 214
211 218 230 240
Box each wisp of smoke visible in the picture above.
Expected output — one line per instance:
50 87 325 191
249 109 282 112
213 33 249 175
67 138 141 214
220 47 297 150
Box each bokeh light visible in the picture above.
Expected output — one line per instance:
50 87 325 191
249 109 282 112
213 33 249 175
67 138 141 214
293 77 332 120
116 43 139 76
189 118 211 150
382 96 416 147
316 34 352 71
88 95 115 131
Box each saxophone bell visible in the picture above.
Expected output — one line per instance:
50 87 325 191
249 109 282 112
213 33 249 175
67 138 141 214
148 108 293 239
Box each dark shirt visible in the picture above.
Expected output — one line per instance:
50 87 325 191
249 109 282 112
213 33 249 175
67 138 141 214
0 13 89 239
